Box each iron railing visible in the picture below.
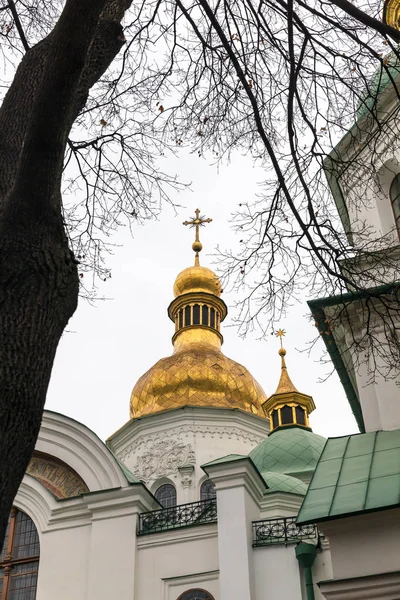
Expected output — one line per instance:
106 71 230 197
138 498 217 535
252 516 317 547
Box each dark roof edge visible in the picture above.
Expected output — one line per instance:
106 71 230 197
298 500 400 526
307 304 365 433
308 281 400 311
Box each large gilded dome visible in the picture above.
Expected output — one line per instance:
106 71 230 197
129 209 267 419
130 329 267 417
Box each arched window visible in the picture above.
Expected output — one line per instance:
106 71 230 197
0 507 40 599
155 483 177 508
390 173 400 235
200 480 216 501
177 590 215 600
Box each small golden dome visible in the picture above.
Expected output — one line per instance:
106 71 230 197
130 329 267 417
173 265 222 298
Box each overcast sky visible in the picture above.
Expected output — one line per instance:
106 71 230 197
47 150 359 442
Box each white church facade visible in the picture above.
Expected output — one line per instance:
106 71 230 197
2 2 400 597
1 217 333 600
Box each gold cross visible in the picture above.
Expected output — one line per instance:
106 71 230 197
183 208 212 264
276 328 286 348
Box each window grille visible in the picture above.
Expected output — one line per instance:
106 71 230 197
0 508 40 600
154 484 177 508
200 480 216 501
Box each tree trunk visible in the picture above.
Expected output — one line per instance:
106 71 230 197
0 0 123 545
0 207 79 542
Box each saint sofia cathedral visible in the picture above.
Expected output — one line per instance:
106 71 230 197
2 4 400 599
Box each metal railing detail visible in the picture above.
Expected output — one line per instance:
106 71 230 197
138 498 217 535
252 516 317 547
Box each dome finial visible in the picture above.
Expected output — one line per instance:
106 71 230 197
274 328 298 394
183 208 212 266
261 329 315 432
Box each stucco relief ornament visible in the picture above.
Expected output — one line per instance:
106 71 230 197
133 440 195 482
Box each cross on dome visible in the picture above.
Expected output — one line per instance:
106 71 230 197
183 208 212 266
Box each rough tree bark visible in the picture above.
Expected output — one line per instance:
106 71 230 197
0 0 131 545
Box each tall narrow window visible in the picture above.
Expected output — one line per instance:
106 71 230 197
210 308 215 328
295 406 306 426
0 508 40 600
185 305 191 327
202 305 208 326
193 304 200 325
200 480 216 501
177 590 215 600
281 405 293 425
271 409 279 429
155 484 177 508
179 310 183 329
390 173 400 235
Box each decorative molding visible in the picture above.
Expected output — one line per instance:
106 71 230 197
131 440 195 482
108 406 270 456
119 424 265 466
179 465 194 489
161 569 219 600
318 571 400 600
27 452 89 499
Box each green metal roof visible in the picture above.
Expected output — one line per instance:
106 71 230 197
202 454 246 467
297 430 400 524
357 51 400 120
262 471 308 496
250 428 326 477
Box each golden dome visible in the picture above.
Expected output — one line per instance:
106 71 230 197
173 265 222 297
130 329 267 417
129 208 267 420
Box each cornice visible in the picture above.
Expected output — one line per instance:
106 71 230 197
137 523 217 548
203 458 267 505
259 492 304 515
318 571 400 600
108 406 269 453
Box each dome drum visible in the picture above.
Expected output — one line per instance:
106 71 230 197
263 392 315 420
168 292 227 337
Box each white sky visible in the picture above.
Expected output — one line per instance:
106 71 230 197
47 150 359 441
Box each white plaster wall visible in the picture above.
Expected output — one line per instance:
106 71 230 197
349 321 400 432
338 100 400 249
312 545 333 600
109 407 269 505
36 526 91 600
253 545 303 600
86 514 137 600
253 544 332 600
136 527 219 600
35 509 140 600
320 509 400 581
